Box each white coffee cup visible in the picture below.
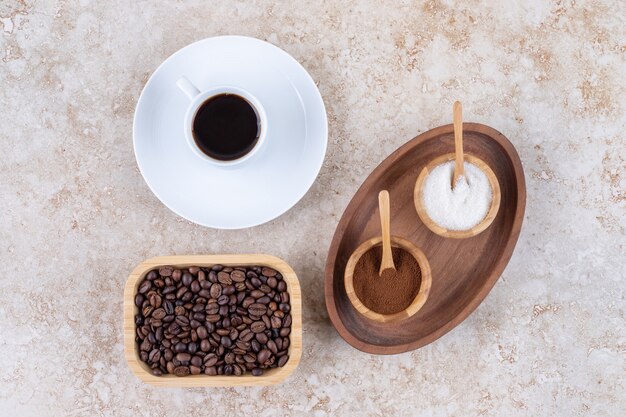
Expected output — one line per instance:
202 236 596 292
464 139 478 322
176 76 267 166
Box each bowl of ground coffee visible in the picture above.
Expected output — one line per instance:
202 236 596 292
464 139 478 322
344 236 431 323
123 254 302 387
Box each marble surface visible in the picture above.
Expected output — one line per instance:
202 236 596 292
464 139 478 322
1 0 624 416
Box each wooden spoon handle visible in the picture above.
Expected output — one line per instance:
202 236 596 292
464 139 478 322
453 101 465 186
378 190 395 275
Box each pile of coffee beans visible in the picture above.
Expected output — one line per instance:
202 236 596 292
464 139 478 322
134 265 292 377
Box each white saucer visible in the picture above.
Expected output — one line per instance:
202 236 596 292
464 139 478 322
133 36 328 229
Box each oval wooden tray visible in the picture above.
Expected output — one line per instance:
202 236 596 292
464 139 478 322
123 255 302 386
324 123 525 354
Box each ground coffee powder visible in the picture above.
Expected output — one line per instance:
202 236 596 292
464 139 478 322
352 246 421 315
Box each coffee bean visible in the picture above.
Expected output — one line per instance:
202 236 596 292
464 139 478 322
250 321 266 333
251 368 263 376
206 302 219 315
237 330 252 343
190 280 200 293
167 322 181 335
173 366 190 377
220 336 232 348
236 340 250 351
216 329 230 337
142 305 154 317
233 364 243 376
257 296 271 304
230 270 246 282
134 294 145 307
242 297 255 309
209 283 222 298
217 272 232 285
176 352 191 363
271 316 282 329
162 285 176 295
277 355 289 367
267 277 278 289
205 366 217 376
163 300 174 315
182 272 193 287
200 339 211 352
175 316 189 327
229 328 239 340
277 281 287 292
250 290 264 299
261 267 277 277
255 332 268 344
138 281 152 294
152 308 166 320
251 340 261 353
217 294 229 306
248 303 267 316
159 266 174 277
204 353 218 367
197 326 208 340
149 349 161 363
267 339 278 354
149 293 162 308
257 349 271 364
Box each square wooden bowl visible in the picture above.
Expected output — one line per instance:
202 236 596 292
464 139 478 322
123 254 302 387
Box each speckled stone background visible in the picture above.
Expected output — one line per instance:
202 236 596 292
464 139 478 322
1 0 624 416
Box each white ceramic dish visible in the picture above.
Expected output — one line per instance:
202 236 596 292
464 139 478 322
133 36 328 229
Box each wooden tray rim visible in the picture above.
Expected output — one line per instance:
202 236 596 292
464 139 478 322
123 254 303 386
324 122 526 354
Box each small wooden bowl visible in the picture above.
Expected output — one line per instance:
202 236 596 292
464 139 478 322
123 254 302 387
414 153 501 239
344 236 432 323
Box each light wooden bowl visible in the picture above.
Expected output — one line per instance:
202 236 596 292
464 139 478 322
123 254 302 387
414 153 501 239
344 236 432 323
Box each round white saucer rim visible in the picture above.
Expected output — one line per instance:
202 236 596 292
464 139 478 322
133 35 327 229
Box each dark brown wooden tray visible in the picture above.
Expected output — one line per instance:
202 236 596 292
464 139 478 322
324 123 526 354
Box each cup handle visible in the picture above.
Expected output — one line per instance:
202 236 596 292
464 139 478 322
176 76 201 100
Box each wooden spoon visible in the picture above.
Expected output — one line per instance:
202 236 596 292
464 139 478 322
378 190 395 275
452 101 464 187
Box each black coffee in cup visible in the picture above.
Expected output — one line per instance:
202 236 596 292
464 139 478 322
192 94 260 161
